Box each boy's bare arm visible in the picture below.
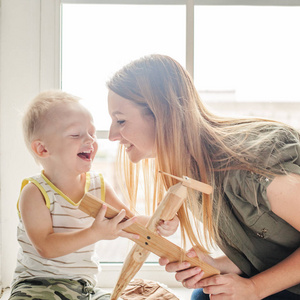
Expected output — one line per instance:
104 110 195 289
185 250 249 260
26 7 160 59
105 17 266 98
104 181 179 235
20 183 138 258
104 181 136 219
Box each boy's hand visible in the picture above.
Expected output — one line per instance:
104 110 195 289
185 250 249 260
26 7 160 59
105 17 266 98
156 215 179 237
90 204 139 241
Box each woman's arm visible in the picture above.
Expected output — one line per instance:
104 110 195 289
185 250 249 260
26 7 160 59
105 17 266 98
160 174 300 299
249 173 300 298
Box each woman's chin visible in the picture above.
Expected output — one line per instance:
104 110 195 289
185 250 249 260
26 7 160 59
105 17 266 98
127 152 143 164
128 156 141 164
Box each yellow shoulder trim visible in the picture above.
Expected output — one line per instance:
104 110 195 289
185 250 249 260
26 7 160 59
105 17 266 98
41 172 80 206
100 173 105 202
17 177 51 217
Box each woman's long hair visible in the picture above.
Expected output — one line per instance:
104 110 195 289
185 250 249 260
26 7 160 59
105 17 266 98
107 54 300 252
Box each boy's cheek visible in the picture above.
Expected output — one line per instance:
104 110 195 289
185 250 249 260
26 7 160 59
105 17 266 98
94 143 99 155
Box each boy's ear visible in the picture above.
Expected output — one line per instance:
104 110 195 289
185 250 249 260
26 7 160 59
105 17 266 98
31 140 49 158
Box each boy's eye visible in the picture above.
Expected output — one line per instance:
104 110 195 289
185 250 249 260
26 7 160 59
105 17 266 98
71 134 80 138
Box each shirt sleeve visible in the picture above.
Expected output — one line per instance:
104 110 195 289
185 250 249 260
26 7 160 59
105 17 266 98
224 136 300 212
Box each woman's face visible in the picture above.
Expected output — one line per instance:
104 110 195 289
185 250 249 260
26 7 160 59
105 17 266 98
108 90 156 163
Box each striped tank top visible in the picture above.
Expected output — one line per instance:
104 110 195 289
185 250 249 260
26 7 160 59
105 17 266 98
12 171 105 288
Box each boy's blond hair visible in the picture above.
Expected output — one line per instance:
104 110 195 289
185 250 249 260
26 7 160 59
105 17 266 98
23 90 80 159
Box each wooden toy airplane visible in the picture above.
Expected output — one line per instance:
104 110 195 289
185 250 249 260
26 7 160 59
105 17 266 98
79 172 220 300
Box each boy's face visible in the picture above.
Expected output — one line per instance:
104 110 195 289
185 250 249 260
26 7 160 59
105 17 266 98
41 102 98 176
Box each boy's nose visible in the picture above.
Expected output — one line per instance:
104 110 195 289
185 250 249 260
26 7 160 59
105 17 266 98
85 133 96 144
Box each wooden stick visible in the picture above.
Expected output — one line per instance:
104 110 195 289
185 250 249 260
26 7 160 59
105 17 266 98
159 171 213 194
110 244 150 299
79 192 220 300
109 183 187 299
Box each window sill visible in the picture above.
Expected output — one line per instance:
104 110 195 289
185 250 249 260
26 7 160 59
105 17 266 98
98 262 182 288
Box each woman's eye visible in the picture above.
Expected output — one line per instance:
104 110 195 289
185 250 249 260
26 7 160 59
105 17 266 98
117 120 125 125
71 134 80 138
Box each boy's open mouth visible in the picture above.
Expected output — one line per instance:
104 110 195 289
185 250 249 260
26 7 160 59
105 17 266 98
77 150 92 160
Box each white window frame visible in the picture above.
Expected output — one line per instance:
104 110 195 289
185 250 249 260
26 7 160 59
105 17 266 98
47 0 300 288
1 0 299 291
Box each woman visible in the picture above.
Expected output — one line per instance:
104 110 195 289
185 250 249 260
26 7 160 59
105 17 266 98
107 54 300 299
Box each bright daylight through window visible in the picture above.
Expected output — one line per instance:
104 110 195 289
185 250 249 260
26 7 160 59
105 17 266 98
62 3 185 262
61 3 300 263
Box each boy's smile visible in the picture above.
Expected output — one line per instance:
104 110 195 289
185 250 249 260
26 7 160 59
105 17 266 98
77 149 93 161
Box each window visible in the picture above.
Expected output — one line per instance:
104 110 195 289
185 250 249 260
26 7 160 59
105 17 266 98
60 0 300 281
2 0 299 290
61 3 186 264
61 1 300 264
194 6 300 103
61 3 185 131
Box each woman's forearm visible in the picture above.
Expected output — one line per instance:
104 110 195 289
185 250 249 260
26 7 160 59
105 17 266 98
251 247 300 299
214 255 242 275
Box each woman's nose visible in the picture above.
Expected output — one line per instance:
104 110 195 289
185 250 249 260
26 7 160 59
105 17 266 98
108 124 121 141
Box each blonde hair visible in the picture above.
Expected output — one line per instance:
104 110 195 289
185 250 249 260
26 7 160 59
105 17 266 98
23 90 80 159
107 54 300 252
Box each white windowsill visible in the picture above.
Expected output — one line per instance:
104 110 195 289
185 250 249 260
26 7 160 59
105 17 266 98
98 262 182 288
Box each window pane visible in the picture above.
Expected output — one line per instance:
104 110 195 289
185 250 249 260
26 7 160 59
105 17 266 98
91 139 184 262
92 139 131 262
194 6 300 102
61 3 185 130
61 3 185 262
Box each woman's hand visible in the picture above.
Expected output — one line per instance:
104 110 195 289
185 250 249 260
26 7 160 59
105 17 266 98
195 274 259 300
159 247 256 299
159 255 206 288
159 247 217 288
156 215 180 237
159 258 259 300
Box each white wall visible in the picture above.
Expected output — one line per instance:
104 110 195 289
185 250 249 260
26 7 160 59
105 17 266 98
0 0 60 289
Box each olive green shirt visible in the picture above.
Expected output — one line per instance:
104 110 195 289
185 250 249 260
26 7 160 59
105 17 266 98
218 136 300 294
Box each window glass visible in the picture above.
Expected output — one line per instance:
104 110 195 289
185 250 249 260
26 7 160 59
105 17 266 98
194 6 300 103
62 3 300 263
62 3 185 262
92 139 184 262
62 3 185 130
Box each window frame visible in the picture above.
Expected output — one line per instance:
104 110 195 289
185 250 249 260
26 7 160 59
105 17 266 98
1 0 298 291
47 0 300 287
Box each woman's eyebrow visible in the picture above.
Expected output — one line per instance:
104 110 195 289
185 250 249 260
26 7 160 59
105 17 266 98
112 111 124 116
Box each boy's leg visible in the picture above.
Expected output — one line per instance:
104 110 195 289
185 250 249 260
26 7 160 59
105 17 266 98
9 278 89 300
92 288 123 300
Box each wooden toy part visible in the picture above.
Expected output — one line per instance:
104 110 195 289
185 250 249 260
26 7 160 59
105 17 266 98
79 186 219 300
159 171 213 194
110 183 186 299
